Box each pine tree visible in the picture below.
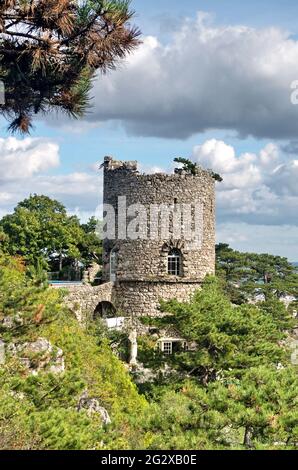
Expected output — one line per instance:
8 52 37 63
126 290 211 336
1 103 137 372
160 277 295 384
216 243 298 302
0 1 141 133
174 157 223 181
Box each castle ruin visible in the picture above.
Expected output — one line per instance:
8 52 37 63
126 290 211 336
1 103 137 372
66 156 215 321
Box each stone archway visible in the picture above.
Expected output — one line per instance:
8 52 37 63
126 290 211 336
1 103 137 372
93 301 116 319
63 282 115 323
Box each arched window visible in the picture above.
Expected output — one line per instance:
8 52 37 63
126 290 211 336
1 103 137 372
168 249 182 276
110 249 118 282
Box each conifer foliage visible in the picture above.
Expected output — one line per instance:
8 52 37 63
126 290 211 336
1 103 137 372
0 254 146 450
0 1 141 133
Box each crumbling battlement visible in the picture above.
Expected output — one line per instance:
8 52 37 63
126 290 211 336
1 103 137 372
102 157 216 317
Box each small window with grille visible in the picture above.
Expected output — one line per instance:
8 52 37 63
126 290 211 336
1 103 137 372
168 249 182 276
162 342 173 355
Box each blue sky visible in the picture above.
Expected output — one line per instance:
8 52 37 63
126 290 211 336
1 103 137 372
1 1 298 259
134 0 298 33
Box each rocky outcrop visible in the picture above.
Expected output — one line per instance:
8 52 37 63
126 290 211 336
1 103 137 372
7 337 65 375
2 313 23 330
130 362 175 384
77 391 111 424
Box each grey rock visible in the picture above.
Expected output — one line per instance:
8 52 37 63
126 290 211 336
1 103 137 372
77 391 111 425
2 313 23 329
7 337 65 375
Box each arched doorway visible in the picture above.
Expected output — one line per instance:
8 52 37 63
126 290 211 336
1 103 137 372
93 301 116 319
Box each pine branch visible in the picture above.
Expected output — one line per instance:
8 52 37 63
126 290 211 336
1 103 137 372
0 0 141 133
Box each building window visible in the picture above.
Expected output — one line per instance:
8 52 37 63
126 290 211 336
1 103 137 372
110 249 118 282
168 249 182 276
162 342 172 355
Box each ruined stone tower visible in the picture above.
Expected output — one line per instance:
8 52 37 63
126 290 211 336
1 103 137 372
102 157 216 318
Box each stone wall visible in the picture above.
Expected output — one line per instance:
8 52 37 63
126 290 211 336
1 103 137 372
114 280 202 317
64 280 203 320
65 157 216 321
101 156 216 318
102 157 215 283
87 262 101 283
64 282 114 323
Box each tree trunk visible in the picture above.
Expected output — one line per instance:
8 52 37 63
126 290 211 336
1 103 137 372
59 252 63 272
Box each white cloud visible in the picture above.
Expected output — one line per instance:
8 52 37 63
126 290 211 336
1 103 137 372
192 138 298 227
193 139 262 189
71 12 298 140
0 136 297 257
139 163 165 174
0 137 101 218
0 137 60 181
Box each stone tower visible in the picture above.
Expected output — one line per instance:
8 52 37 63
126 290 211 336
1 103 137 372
102 157 215 317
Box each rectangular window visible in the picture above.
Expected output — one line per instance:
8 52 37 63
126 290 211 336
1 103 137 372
168 256 180 276
162 342 172 355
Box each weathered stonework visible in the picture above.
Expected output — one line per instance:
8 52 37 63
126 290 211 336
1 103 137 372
114 281 202 317
102 157 215 318
65 157 215 320
6 338 65 375
87 262 101 283
65 282 114 323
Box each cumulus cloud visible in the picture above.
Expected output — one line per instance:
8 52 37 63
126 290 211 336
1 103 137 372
0 135 297 257
0 137 60 181
192 139 298 226
281 140 298 155
193 138 298 258
76 12 298 140
0 137 101 221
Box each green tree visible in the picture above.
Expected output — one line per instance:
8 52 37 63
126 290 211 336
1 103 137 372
0 229 8 254
0 254 63 341
205 365 298 449
216 243 298 302
160 278 294 384
79 216 102 267
0 253 147 450
174 157 198 175
144 366 298 450
0 195 85 271
0 0 141 133
174 157 223 182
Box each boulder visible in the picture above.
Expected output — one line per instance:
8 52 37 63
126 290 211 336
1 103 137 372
7 337 65 375
77 391 111 425
2 313 23 329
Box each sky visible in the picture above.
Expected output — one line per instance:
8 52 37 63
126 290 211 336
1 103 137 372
1 1 298 260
